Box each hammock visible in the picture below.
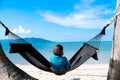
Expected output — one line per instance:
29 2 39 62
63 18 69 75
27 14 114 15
0 21 110 75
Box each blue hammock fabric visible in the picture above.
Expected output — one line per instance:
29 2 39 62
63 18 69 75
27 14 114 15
0 22 108 75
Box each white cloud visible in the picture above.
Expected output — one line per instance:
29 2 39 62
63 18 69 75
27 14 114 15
12 25 31 34
42 11 110 29
40 1 114 29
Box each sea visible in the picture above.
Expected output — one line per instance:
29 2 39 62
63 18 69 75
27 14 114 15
0 38 112 65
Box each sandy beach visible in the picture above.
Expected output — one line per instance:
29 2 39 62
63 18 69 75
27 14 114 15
16 64 109 80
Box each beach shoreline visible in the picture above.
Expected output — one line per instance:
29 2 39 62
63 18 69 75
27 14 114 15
16 64 109 80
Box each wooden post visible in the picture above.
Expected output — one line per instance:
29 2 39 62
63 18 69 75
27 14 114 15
0 44 38 80
107 0 120 80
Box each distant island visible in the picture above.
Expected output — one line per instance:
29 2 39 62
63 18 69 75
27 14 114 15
0 37 112 43
24 37 53 43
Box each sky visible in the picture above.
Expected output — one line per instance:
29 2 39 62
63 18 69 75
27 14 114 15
0 0 116 42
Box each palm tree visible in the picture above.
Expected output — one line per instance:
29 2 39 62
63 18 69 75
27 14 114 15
107 0 120 80
0 44 38 80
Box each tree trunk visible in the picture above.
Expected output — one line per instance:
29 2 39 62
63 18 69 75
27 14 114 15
0 43 38 80
107 0 120 80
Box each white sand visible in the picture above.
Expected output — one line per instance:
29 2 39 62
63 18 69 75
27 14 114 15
16 64 109 80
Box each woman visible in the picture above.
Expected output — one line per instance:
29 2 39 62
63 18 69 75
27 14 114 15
50 44 71 75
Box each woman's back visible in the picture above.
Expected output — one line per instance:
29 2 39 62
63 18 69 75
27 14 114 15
50 55 70 71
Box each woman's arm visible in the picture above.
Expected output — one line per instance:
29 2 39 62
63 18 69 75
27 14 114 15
64 57 71 70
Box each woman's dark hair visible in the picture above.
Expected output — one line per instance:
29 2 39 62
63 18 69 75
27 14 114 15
53 44 64 56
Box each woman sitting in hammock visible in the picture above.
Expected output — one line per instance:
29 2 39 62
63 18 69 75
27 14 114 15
50 44 71 75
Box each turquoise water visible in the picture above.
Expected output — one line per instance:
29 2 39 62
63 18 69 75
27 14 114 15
1 40 112 64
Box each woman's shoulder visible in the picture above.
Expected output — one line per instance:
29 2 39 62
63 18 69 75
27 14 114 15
51 55 67 59
50 55 57 58
62 56 67 58
50 55 56 60
62 56 68 60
